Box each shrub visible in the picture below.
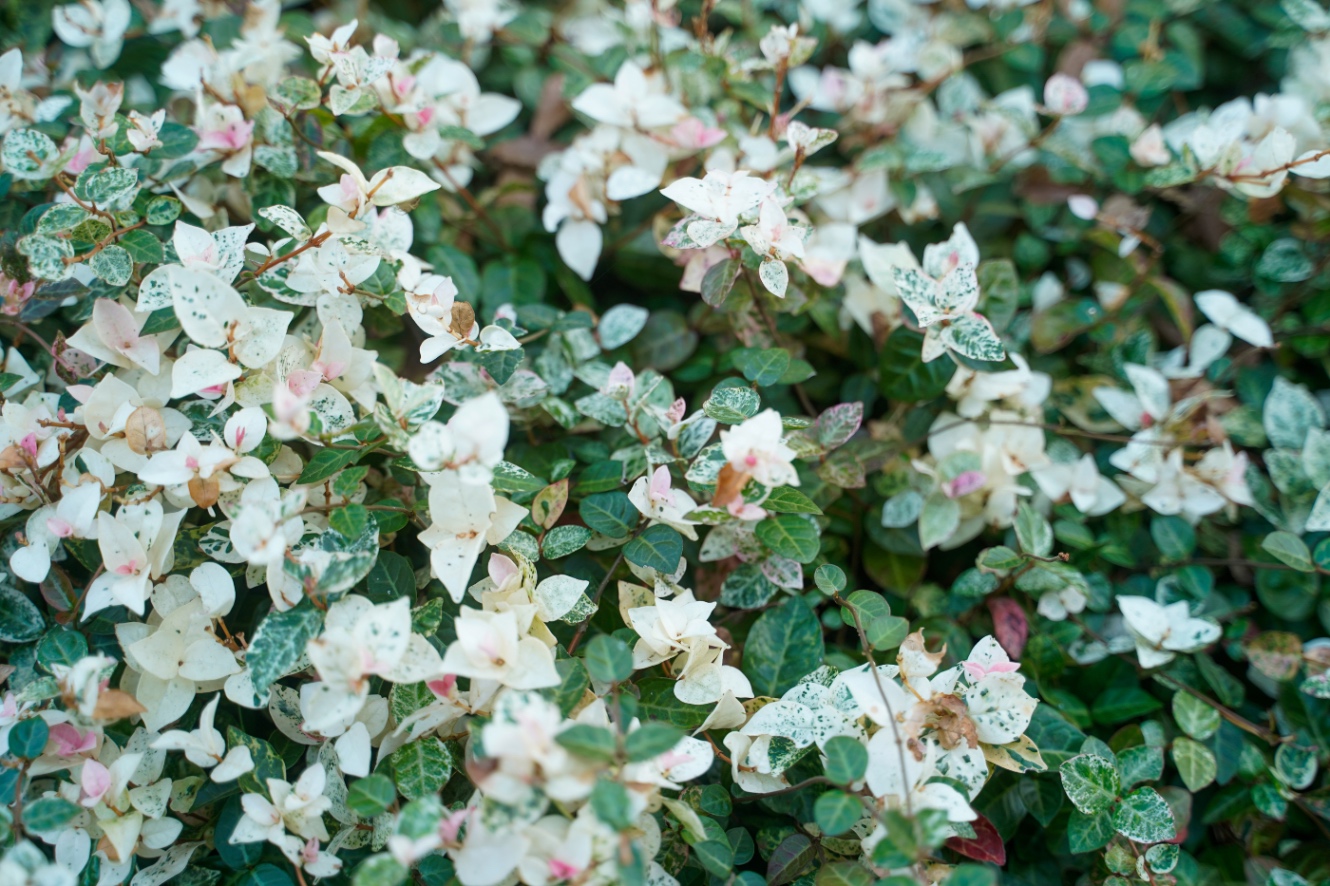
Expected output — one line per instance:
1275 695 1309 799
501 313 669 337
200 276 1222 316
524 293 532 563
0 1 1328 885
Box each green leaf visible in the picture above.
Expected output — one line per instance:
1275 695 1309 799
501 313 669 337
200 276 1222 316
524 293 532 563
0 585 45 643
693 840 735 877
299 446 369 485
1274 743 1318 790
1151 516 1196 562
743 598 825 696
822 735 868 784
1262 531 1314 572
761 486 823 515
624 524 683 572
598 304 649 350
635 677 708 728
978 546 1023 571
814 564 846 594
814 790 862 836
584 634 634 684
475 346 525 386
552 658 591 716
755 515 820 563
36 626 87 671
879 327 954 401
1067 809 1115 853
738 348 791 386
367 551 414 601
246 604 325 692
556 724 618 762
624 723 683 762
579 491 639 538
542 525 591 560
117 228 164 264
590 779 634 830
228 727 285 796
1059 754 1121 815
482 256 545 310
720 562 779 609
703 386 760 423
840 590 907 651
347 773 397 818
768 833 815 886
1171 692 1220 740
1015 502 1053 558
23 797 80 832
1171 737 1217 791
1112 787 1176 843
700 258 739 307
388 738 453 801
351 857 407 886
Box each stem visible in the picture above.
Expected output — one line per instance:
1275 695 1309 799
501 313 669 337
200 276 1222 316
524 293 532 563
834 593 913 816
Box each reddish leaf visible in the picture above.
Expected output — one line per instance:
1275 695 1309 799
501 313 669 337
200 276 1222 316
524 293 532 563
946 813 1006 865
988 596 1028 660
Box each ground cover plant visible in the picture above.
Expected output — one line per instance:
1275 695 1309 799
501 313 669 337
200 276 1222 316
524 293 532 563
0 0 1329 884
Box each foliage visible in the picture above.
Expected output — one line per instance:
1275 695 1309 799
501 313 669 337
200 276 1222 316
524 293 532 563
0 0 1328 885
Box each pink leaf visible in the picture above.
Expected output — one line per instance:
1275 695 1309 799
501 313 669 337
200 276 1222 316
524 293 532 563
987 597 1028 660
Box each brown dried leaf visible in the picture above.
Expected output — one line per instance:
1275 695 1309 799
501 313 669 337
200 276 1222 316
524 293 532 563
450 301 476 338
189 475 221 509
93 689 147 721
711 464 750 510
124 406 167 455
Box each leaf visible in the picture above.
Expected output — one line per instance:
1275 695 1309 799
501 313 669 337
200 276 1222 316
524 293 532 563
703 386 761 423
1245 632 1304 681
700 258 740 307
1060 754 1121 815
36 626 87 671
755 515 820 563
624 524 683 573
624 723 684 762
820 736 868 786
1172 737 1217 791
813 790 862 836
987 597 1028 659
598 304 649 349
693 840 735 877
1262 531 1314 572
579 491 639 538
738 348 791 387
246 604 324 692
816 402 863 449
945 813 1006 865
347 773 397 818
118 229 164 264
1264 377 1324 450
759 486 823 514
918 493 960 551
556 724 617 762
1171 692 1221 740
743 598 825 696
543 525 592 559
1067 809 1115 853
228 727 285 796
299 446 369 485
388 738 452 801
0 584 46 643
1015 502 1053 558
584 634 634 684
768 834 815 886
879 327 954 401
720 563 779 609
22 796 79 832
367 551 414 602
475 346 525 385
634 678 708 728
1112 787 1176 843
